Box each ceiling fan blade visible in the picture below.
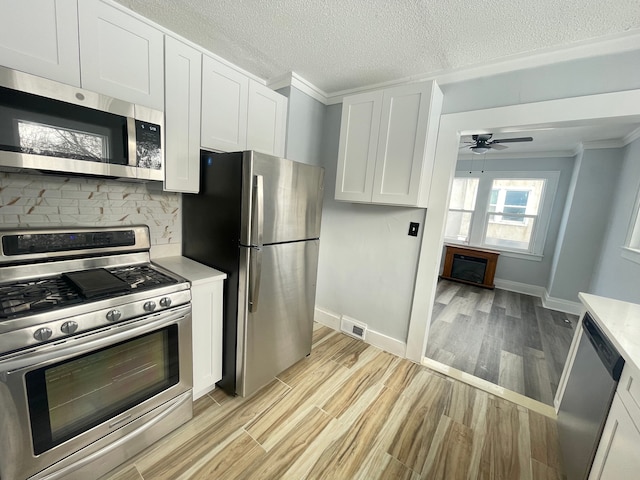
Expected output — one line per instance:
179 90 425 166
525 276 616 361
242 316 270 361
491 136 533 144
490 143 508 150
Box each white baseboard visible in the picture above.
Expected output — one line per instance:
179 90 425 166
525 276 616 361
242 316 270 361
494 278 546 297
493 278 583 315
314 306 340 330
542 291 584 316
314 307 407 358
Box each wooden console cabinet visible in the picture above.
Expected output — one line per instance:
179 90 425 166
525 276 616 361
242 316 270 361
440 244 500 289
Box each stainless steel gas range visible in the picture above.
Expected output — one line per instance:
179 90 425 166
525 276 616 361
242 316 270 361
0 226 193 480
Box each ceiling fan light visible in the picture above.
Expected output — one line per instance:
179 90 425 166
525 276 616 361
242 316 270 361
471 146 489 154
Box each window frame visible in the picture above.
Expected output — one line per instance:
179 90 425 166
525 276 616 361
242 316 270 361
622 180 640 264
444 170 560 259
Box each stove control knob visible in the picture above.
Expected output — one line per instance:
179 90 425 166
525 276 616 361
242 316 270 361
106 309 122 322
159 297 172 308
61 321 78 335
144 301 157 312
34 327 53 342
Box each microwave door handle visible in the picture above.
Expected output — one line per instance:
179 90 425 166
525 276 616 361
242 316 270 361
126 117 137 166
248 246 262 313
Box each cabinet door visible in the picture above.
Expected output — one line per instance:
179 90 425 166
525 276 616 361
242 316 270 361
78 0 164 109
191 280 224 400
164 36 202 193
247 80 287 157
335 90 383 202
201 55 249 152
0 0 80 86
589 394 640 479
371 82 435 206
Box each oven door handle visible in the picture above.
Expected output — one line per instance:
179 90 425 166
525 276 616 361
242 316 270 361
1 305 190 373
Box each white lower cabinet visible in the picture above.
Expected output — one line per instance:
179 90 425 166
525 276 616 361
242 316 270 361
164 36 202 193
590 393 640 479
190 279 225 400
152 257 226 401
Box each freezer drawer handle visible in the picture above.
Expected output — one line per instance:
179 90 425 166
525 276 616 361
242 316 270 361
249 246 262 312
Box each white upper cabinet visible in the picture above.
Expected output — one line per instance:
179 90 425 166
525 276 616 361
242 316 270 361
335 90 383 203
164 36 202 193
78 0 164 110
201 56 287 157
201 55 249 152
247 79 287 157
335 81 443 207
0 0 81 86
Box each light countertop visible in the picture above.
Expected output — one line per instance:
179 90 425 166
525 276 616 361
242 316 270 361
153 256 227 285
579 292 640 372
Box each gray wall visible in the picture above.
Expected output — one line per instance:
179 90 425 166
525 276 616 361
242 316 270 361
547 148 624 301
455 156 576 288
441 49 640 114
590 138 640 303
278 86 325 168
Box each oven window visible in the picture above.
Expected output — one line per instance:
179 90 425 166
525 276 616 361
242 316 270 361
25 325 179 455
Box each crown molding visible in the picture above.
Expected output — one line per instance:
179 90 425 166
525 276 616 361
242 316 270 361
322 29 640 104
268 72 330 105
623 126 640 146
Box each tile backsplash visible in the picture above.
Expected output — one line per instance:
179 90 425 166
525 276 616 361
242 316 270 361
0 172 181 247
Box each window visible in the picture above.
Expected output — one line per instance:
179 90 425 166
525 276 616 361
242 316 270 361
444 178 479 243
445 172 558 257
484 179 545 251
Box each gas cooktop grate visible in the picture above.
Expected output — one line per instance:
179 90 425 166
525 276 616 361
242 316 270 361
0 277 82 319
109 265 179 290
0 265 180 320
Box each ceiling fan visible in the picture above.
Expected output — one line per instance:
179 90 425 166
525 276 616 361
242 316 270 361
461 134 533 154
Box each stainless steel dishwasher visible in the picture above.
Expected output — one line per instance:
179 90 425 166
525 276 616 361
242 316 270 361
557 312 625 480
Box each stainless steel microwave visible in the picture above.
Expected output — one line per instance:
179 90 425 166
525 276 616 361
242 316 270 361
0 66 163 181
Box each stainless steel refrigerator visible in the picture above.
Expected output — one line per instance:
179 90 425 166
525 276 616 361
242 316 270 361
182 150 324 397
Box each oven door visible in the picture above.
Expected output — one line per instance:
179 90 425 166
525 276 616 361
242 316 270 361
0 305 192 480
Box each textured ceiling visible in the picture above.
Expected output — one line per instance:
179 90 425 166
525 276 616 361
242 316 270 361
114 0 640 94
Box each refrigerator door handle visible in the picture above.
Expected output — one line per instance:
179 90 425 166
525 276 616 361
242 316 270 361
249 246 262 313
251 175 264 248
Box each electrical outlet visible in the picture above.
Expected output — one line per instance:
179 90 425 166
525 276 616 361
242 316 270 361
408 222 419 237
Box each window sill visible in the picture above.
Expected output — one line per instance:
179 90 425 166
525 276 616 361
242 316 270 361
621 247 640 265
443 239 543 262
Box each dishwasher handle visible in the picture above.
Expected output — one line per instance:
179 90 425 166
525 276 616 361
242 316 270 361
583 312 625 381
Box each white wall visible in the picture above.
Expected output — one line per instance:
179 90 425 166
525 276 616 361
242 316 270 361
590 138 640 303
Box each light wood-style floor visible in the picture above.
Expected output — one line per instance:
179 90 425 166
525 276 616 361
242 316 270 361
103 324 565 480
426 280 578 406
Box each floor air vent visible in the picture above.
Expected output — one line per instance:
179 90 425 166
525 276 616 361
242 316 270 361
341 315 367 341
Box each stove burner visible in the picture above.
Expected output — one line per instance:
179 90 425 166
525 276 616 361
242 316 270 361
0 278 82 318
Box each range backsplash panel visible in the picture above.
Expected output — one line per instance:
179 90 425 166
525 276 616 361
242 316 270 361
0 172 180 246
